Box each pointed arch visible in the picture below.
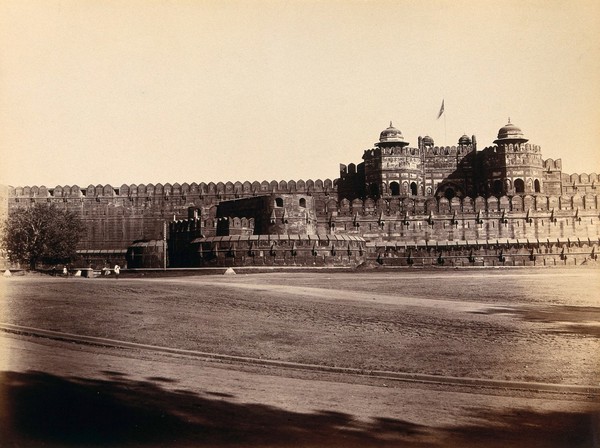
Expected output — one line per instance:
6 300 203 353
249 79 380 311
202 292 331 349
514 178 525 194
410 182 418 196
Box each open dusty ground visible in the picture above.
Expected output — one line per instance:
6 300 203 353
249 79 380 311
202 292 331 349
1 268 600 446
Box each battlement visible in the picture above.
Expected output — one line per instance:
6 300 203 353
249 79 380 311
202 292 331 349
328 193 599 217
363 146 423 158
561 172 599 185
481 143 542 154
340 163 359 175
543 158 563 170
423 144 474 157
216 216 255 229
8 178 339 198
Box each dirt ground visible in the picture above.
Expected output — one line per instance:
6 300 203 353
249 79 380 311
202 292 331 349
1 268 600 446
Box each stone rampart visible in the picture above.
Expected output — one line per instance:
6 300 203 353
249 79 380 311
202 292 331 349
7 179 337 249
369 239 598 268
6 179 600 255
8 178 338 199
194 234 366 268
318 194 600 244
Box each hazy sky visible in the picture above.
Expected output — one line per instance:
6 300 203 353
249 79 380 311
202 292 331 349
1 0 599 188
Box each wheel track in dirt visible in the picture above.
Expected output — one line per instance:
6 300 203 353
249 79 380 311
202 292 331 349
2 322 599 398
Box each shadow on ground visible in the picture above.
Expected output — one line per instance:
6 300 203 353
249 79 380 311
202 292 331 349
474 306 600 338
0 370 597 447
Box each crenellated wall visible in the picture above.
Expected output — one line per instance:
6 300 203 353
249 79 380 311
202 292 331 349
6 178 600 251
320 193 600 244
561 171 599 195
8 179 338 199
193 234 367 268
6 179 338 250
4 170 600 257
370 240 598 268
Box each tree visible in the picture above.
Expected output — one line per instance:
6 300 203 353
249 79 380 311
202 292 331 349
1 204 86 269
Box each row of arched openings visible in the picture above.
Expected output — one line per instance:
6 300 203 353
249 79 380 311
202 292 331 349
369 182 419 197
492 179 541 195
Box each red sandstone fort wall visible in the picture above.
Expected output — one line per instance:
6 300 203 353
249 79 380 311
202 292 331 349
4 175 600 251
5 180 336 249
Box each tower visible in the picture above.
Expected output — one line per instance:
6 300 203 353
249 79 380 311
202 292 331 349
362 122 424 198
483 119 545 196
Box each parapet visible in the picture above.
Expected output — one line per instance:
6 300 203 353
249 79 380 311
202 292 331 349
563 172 598 185
543 158 563 170
423 144 474 157
327 193 599 216
8 178 339 198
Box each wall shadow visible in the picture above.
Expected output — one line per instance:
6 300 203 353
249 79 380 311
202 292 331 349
0 370 597 447
473 306 600 338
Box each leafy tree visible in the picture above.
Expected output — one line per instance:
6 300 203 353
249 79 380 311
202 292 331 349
1 203 86 269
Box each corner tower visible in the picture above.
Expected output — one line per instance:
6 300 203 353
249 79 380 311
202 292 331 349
481 119 545 196
362 122 424 198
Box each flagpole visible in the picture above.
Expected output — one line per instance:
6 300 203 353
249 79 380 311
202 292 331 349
444 110 447 147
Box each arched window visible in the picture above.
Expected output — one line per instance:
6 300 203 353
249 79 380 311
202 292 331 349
493 180 503 195
534 179 541 193
275 197 284 207
514 178 525 193
299 198 306 208
390 182 400 196
444 188 455 201
410 182 418 196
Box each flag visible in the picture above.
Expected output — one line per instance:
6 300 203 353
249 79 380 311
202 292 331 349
437 99 445 119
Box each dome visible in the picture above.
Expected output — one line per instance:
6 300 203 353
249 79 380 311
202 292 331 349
376 122 409 147
458 134 471 146
494 119 528 144
421 135 434 147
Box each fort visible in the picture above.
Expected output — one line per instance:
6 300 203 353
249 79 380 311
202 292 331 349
2 120 599 268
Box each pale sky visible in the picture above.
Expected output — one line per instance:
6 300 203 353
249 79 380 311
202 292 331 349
1 0 599 188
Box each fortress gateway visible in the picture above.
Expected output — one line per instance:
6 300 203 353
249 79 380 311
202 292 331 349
3 120 600 268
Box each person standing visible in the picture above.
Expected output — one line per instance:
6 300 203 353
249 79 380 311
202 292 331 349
114 264 120 279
